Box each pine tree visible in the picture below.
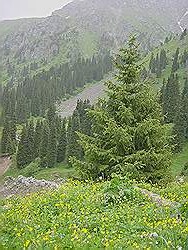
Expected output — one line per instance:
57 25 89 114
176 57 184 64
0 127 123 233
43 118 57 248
67 111 82 161
57 119 67 163
1 117 16 155
27 120 35 163
16 125 29 168
70 37 172 183
182 78 188 139
47 125 57 167
46 105 57 127
173 78 188 150
33 119 43 159
40 121 50 168
160 49 168 70
45 105 58 167
160 79 166 105
172 48 180 72
163 74 181 123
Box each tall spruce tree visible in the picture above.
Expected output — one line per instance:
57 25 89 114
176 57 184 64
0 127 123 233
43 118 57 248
155 53 162 78
57 119 67 163
173 78 188 150
149 53 155 73
160 49 168 70
71 37 172 183
67 111 82 161
182 78 188 139
46 105 58 167
16 120 36 168
47 125 57 167
172 48 180 72
163 74 181 123
1 116 16 155
33 119 43 159
40 121 50 168
76 99 92 135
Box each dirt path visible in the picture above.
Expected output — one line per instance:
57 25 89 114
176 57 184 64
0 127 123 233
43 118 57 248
0 156 11 177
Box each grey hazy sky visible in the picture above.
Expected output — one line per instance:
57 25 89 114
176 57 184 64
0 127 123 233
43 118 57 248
0 0 72 20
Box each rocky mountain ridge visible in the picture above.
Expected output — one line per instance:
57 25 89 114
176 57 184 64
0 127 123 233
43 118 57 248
0 0 187 84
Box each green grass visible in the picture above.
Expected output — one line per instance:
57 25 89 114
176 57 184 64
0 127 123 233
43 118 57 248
2 159 77 182
1 177 187 249
34 165 76 180
171 142 188 177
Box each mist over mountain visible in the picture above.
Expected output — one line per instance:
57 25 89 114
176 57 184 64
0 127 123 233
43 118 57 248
0 0 187 73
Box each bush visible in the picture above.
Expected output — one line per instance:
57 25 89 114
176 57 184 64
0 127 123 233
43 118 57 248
20 159 40 177
103 174 144 205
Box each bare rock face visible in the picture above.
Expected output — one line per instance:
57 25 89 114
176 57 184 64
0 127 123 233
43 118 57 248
0 176 65 198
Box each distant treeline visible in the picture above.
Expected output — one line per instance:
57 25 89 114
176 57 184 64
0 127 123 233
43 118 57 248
1 51 112 124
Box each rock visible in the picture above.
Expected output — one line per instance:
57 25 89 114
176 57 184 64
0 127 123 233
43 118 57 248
0 176 64 198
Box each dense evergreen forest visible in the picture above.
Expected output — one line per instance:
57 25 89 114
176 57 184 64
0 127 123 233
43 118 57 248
0 32 188 183
1 51 112 123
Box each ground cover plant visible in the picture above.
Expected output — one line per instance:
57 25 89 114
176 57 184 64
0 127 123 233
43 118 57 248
1 176 188 249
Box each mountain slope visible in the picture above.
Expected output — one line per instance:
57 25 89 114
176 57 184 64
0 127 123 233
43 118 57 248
57 33 188 119
0 0 187 85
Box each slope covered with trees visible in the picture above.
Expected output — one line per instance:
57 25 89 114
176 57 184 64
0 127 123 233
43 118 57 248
1 32 188 180
1 35 188 250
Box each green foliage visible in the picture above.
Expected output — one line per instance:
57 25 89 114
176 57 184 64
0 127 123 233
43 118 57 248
57 119 67 163
1 160 76 181
67 111 82 161
162 74 180 124
171 142 188 177
16 121 35 169
1 52 112 123
172 48 180 73
33 120 43 159
181 162 188 177
19 159 41 177
103 174 144 205
66 100 92 163
1 117 16 155
14 100 92 169
1 180 187 249
171 78 188 151
71 38 172 183
149 49 167 77
39 121 50 168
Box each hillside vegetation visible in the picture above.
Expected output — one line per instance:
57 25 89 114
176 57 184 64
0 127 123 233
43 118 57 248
0 0 187 85
1 177 188 249
144 34 188 87
0 1 188 248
